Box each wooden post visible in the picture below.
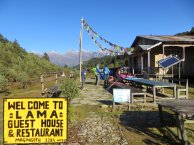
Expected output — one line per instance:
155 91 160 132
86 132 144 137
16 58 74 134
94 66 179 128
132 56 134 74
153 86 156 103
55 73 58 84
158 105 164 127
147 51 150 78
182 46 185 75
174 85 177 99
162 45 165 58
41 74 44 95
162 45 165 78
172 65 174 83
179 63 181 85
79 17 84 82
112 98 115 112
141 54 143 73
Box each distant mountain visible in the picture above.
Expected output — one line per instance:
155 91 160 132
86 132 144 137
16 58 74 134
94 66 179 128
48 50 105 66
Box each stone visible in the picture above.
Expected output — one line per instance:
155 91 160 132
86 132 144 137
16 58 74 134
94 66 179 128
67 143 80 145
101 104 108 108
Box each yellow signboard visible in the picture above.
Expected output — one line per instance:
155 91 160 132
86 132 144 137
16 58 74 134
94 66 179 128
3 98 67 144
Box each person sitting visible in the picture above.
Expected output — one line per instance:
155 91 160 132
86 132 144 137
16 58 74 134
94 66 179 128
115 67 125 83
142 70 148 79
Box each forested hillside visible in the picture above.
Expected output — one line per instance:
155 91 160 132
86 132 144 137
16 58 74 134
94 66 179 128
176 27 194 36
0 34 63 93
81 55 122 71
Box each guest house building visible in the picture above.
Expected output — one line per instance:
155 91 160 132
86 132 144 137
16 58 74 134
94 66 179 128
122 35 194 78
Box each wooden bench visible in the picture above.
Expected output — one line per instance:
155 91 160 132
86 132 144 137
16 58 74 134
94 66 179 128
162 77 188 99
44 84 62 98
111 81 146 103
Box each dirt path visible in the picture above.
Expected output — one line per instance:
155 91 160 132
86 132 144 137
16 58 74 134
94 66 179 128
72 78 112 106
70 78 128 144
69 78 180 145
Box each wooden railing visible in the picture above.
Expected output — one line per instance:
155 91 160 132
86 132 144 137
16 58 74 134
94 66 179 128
40 72 66 97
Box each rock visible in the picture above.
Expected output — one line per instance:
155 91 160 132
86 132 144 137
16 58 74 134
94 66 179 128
101 104 108 108
96 126 102 131
67 143 80 145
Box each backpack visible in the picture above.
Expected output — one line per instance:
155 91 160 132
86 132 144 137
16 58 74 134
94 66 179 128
104 67 110 75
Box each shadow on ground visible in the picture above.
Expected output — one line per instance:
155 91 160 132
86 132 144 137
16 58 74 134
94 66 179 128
93 79 185 144
119 110 182 145
97 100 113 105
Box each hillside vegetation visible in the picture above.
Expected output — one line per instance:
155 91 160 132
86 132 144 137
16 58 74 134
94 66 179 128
80 55 122 72
0 34 63 93
176 27 194 36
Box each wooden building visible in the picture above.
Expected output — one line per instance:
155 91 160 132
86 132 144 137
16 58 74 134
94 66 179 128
123 35 194 78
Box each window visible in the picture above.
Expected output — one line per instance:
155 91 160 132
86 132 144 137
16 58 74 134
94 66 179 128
166 48 182 59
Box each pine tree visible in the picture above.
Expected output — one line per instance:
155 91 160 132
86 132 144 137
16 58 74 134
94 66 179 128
43 52 50 61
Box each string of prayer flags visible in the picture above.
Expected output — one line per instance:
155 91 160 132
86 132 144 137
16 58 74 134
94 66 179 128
82 19 127 55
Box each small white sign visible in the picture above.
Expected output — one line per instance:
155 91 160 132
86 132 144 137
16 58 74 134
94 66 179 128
113 88 131 103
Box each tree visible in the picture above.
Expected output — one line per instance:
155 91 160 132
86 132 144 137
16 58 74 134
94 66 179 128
0 33 65 94
64 64 68 68
43 52 50 61
0 74 8 93
16 72 30 89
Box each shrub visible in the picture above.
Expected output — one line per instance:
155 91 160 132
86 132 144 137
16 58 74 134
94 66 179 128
0 74 8 94
60 78 80 123
16 72 30 89
60 78 80 101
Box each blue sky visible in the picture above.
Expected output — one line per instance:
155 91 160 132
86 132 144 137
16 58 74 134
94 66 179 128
0 0 194 53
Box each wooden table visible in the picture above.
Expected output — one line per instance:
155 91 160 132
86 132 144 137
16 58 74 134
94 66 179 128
158 100 194 145
124 77 176 103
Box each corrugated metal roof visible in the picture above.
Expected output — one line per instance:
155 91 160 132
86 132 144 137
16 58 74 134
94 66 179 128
131 35 194 47
140 35 194 42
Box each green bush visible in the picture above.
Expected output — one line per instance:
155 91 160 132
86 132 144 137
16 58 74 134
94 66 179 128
0 74 8 94
60 78 80 101
60 78 80 123
16 72 30 89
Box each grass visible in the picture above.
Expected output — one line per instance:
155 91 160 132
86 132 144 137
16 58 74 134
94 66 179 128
0 77 194 144
72 105 119 123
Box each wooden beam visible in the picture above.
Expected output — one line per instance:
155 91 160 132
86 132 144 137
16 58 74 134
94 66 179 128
163 44 194 47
